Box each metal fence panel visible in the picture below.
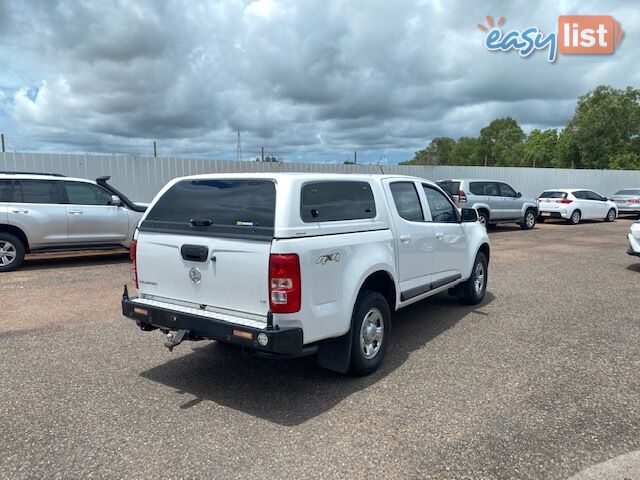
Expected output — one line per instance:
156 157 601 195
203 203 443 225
3 152 640 203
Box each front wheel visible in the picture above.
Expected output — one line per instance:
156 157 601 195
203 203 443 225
520 209 536 230
605 208 616 222
349 290 391 375
457 252 488 305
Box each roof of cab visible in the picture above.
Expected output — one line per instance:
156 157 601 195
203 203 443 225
0 172 95 183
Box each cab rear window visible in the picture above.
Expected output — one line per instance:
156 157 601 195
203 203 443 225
0 180 11 202
140 179 276 240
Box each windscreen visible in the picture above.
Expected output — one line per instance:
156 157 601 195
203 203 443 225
539 191 567 199
140 179 276 240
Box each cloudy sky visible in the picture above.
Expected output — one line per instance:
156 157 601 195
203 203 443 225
0 0 637 163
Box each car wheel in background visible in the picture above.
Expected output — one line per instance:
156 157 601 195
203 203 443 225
520 209 537 230
605 208 616 222
349 289 391 375
0 233 26 272
477 211 489 229
567 210 581 225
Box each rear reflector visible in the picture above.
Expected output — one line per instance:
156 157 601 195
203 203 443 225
232 329 253 340
559 199 573 204
269 254 301 314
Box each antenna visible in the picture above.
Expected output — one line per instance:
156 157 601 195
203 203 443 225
236 131 243 161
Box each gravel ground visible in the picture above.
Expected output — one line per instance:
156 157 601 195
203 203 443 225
1 218 639 479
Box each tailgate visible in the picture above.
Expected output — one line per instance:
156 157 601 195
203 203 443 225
136 232 271 316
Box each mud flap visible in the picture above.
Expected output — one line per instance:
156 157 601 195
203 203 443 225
317 329 352 374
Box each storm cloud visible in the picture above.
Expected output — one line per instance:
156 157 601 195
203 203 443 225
0 0 638 163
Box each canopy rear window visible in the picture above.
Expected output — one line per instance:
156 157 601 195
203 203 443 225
300 181 376 222
615 189 640 195
140 179 276 240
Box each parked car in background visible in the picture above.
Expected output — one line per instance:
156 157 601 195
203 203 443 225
123 173 490 375
436 179 538 230
0 172 147 272
537 189 617 225
610 188 640 216
628 221 640 257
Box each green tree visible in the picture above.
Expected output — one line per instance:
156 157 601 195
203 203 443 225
402 137 455 165
524 128 558 167
565 85 640 169
478 117 525 166
449 137 481 165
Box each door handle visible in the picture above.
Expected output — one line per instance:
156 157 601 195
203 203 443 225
68 209 83 215
400 234 411 244
435 232 444 240
11 209 29 214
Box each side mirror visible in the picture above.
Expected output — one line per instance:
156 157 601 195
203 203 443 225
110 194 122 206
461 208 478 223
516 192 522 198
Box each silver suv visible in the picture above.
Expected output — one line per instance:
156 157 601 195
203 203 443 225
436 179 538 229
0 172 147 271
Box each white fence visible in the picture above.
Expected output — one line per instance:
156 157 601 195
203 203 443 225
2 152 640 203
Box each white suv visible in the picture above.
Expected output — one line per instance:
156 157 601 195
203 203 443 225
537 189 618 225
122 173 490 375
0 172 146 271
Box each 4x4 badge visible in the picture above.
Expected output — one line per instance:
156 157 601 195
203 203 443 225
316 253 340 265
189 267 202 284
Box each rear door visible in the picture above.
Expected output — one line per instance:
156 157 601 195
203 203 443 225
8 179 68 247
136 178 276 316
62 181 129 244
385 180 433 299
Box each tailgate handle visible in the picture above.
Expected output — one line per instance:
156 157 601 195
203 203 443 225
181 244 209 262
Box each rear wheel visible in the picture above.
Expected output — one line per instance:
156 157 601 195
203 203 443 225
520 209 536 230
567 210 581 225
605 208 616 222
477 210 489 229
349 290 391 375
456 252 488 305
0 233 25 272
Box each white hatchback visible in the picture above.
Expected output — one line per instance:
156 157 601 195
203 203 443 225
537 189 618 225
628 221 640 257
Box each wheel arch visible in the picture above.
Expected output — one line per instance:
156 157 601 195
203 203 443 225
358 270 397 313
0 224 30 251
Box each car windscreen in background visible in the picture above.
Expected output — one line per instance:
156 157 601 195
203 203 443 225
539 191 567 199
435 181 460 196
140 179 276 240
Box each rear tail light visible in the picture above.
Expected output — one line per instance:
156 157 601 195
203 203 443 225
630 198 640 203
559 199 573 204
269 254 301 314
130 240 139 289
458 190 467 203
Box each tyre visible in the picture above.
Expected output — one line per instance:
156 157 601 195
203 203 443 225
520 209 536 230
0 233 26 272
605 208 616 222
349 289 391 375
457 252 488 305
477 210 489 229
567 210 581 225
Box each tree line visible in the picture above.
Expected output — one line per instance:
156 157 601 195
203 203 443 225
401 85 640 170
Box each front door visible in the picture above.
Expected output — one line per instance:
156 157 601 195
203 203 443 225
385 180 433 300
497 182 521 219
62 181 129 244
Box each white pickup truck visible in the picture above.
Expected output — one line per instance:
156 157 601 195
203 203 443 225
122 173 490 374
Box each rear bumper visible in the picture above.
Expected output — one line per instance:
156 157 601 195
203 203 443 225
122 294 304 356
617 206 640 213
538 210 568 219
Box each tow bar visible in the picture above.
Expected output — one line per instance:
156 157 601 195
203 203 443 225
163 329 189 352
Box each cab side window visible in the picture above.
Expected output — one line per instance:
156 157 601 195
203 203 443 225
64 182 112 206
390 182 424 222
422 185 459 223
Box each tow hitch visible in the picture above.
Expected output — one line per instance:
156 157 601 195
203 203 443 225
163 329 189 352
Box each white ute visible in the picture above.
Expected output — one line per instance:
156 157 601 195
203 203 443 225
122 173 490 374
